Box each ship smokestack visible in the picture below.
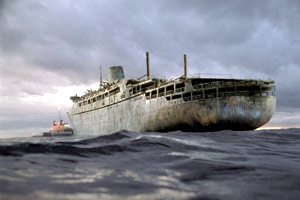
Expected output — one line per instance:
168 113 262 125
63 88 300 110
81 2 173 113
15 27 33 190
109 66 125 83
146 52 150 80
184 54 187 80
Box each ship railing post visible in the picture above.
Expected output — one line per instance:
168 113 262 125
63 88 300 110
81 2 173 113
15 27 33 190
174 82 176 93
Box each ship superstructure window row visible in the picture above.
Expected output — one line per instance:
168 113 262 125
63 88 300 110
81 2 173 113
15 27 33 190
75 79 275 109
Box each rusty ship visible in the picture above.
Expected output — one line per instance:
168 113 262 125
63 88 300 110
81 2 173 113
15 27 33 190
68 53 276 136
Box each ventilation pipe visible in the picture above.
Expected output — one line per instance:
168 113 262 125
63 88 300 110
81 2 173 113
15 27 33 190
184 54 187 80
146 52 150 80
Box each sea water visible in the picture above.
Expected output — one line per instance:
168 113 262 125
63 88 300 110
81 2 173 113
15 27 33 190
1 129 300 200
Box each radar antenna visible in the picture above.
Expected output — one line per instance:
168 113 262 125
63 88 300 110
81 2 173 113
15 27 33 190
58 108 61 121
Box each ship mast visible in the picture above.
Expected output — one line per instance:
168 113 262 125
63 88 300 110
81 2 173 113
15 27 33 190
99 65 103 88
184 54 187 80
146 52 150 80
58 108 61 121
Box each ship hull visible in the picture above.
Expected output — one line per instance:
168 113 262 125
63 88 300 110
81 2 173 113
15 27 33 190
68 95 276 136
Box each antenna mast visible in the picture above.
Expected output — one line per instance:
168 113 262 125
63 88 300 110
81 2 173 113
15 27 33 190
184 54 187 80
58 108 61 121
99 65 103 87
146 52 150 80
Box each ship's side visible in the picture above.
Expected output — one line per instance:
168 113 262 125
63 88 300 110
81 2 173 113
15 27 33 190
68 77 276 136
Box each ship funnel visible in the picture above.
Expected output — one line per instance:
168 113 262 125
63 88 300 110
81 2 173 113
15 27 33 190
109 66 125 83
146 52 150 80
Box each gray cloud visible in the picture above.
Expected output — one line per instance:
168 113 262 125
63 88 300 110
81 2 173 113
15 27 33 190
1 0 300 135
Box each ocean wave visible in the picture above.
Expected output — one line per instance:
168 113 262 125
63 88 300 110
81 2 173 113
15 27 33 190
1 129 300 200
1 129 300 157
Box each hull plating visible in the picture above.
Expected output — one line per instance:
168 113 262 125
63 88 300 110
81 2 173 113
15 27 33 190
68 95 276 135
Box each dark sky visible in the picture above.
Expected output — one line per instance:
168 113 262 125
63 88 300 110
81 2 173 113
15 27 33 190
1 0 300 137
